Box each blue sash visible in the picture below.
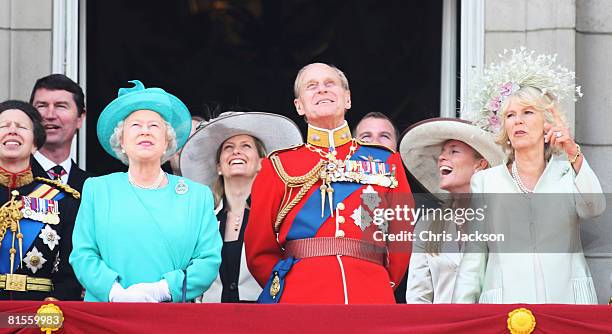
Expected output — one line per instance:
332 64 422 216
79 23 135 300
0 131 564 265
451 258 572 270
257 257 300 303
0 184 64 274
258 145 391 303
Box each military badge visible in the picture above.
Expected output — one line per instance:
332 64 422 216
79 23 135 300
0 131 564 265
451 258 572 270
39 225 61 251
25 247 47 274
351 206 373 232
360 185 381 210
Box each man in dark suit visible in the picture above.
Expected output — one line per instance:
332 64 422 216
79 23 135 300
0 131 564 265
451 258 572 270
30 74 92 191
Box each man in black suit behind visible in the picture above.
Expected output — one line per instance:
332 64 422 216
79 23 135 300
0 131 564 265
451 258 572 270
29 74 92 191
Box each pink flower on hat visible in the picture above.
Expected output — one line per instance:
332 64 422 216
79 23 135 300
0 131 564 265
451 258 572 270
487 96 502 113
488 114 501 131
499 82 517 96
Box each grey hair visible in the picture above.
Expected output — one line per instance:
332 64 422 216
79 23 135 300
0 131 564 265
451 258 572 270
109 120 178 165
293 63 350 98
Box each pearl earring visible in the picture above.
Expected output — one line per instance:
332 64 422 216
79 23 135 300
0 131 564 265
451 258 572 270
218 171 222 175
121 148 126 154
507 140 511 145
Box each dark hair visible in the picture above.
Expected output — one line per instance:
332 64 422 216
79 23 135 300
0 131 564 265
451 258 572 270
30 74 86 115
354 112 400 140
0 100 47 148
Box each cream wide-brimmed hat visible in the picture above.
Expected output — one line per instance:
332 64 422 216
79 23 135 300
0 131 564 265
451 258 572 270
179 111 303 186
399 118 505 194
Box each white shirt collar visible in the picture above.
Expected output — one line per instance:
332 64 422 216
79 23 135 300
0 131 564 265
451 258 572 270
33 151 72 183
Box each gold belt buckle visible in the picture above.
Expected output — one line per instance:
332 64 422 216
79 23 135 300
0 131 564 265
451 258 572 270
5 274 27 291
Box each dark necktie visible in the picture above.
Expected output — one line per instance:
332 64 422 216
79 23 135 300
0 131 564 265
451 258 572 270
48 165 67 181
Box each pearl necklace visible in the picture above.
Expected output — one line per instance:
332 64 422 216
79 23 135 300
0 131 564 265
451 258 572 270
128 169 165 189
511 161 533 194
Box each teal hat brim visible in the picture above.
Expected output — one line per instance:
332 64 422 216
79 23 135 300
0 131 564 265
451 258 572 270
97 81 192 161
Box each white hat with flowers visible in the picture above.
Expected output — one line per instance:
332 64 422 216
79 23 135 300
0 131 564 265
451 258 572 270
463 47 583 134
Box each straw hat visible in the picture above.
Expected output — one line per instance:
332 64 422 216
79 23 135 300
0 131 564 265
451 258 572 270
399 118 505 194
180 111 303 186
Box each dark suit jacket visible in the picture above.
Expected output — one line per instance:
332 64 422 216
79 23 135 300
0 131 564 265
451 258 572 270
30 156 93 193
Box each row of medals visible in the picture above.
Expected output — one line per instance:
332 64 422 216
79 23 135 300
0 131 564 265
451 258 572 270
321 158 398 188
21 207 60 225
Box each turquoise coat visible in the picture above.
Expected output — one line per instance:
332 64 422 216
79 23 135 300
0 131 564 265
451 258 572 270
69 173 222 302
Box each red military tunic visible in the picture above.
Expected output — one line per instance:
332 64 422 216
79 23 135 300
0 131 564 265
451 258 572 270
245 123 414 303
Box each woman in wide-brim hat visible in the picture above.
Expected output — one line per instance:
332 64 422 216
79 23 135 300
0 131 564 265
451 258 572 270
69 80 222 303
399 117 504 303
181 111 303 303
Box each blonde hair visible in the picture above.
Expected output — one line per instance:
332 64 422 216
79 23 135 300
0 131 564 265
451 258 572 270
425 143 488 255
495 86 564 162
211 135 267 208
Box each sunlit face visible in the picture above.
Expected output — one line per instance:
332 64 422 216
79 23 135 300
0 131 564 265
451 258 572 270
438 140 484 193
503 99 546 151
32 88 84 149
0 109 37 163
293 64 351 127
217 134 262 180
355 117 397 150
121 110 168 164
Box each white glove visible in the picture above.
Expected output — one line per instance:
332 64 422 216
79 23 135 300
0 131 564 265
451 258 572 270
125 280 171 302
108 282 150 302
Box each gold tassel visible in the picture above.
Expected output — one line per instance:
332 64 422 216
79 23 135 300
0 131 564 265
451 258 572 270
327 186 334 217
319 184 327 218
17 225 23 269
10 239 16 274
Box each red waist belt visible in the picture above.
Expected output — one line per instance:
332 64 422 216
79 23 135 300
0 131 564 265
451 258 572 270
284 237 387 266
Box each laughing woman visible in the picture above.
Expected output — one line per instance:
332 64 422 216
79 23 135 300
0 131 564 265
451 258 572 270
69 81 222 302
399 118 504 303
180 112 302 302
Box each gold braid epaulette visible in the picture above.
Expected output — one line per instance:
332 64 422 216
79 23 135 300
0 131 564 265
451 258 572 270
34 177 80 199
270 155 324 232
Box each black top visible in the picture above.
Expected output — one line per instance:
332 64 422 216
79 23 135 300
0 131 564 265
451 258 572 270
217 200 250 303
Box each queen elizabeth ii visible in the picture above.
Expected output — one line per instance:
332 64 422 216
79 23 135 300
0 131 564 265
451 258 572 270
69 80 222 302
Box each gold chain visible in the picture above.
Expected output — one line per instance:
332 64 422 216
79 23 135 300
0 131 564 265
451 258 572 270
0 190 24 273
271 156 324 232
305 139 358 218
270 140 360 232
304 138 358 162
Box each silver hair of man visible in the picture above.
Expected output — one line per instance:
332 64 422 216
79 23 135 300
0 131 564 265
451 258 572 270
109 120 178 165
293 63 350 98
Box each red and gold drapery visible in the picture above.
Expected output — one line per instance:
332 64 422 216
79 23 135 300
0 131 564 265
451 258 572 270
1 302 611 334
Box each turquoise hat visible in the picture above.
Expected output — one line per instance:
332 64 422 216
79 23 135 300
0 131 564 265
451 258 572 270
97 80 192 160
